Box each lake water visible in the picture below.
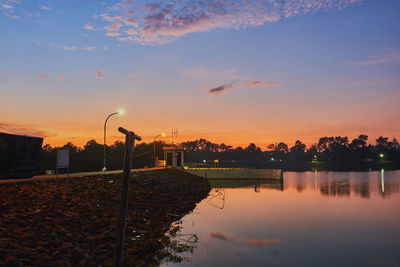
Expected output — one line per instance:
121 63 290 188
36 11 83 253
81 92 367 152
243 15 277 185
162 170 400 267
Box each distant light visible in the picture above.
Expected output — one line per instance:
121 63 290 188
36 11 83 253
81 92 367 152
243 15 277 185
118 108 125 115
379 154 384 158
161 133 166 137
313 155 317 159
203 160 206 163
271 157 274 161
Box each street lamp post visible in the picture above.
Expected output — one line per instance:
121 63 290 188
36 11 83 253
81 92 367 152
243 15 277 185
153 133 166 167
103 109 124 171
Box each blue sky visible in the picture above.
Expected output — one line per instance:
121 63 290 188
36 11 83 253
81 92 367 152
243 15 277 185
0 0 399 147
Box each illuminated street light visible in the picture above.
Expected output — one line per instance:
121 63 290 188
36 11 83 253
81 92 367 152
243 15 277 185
102 109 124 171
153 133 166 167
379 153 384 159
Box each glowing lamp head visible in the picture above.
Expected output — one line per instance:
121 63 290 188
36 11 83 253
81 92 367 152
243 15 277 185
161 133 166 137
118 108 125 115
379 154 384 158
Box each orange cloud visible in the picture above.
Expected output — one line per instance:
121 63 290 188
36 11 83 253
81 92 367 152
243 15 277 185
95 69 105 79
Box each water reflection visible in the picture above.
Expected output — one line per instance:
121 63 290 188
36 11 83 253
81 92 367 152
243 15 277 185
207 189 225 209
204 171 400 199
285 170 400 199
162 170 400 267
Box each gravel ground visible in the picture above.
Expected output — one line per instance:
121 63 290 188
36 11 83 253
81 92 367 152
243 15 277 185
0 169 211 266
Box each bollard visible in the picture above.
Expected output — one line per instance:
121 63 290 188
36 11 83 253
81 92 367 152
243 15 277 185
115 127 141 267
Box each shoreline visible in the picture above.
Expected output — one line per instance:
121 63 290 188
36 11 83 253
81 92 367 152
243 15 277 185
0 169 211 266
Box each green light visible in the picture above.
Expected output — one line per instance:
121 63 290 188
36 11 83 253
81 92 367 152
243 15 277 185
379 154 384 158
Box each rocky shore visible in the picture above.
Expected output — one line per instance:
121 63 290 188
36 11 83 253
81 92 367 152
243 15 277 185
0 169 211 266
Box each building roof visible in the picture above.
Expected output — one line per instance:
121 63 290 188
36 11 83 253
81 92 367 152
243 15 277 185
163 145 184 151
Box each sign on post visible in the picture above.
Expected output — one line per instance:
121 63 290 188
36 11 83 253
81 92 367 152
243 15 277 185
56 148 70 191
57 148 70 168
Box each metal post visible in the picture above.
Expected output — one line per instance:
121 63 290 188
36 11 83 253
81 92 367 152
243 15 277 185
115 127 141 267
153 134 161 167
103 112 118 171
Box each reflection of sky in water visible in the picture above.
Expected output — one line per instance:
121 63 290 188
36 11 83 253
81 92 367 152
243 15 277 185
162 170 400 267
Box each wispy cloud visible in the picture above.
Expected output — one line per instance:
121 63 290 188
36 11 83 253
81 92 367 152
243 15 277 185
56 74 65 80
350 50 400 66
208 81 236 95
182 65 244 80
129 73 138 78
83 23 95 31
239 81 279 88
59 44 100 52
0 122 57 138
91 0 362 44
63 46 78 51
96 69 105 79
210 231 280 246
40 6 51 11
208 80 278 95
84 46 97 51
38 73 66 80
1 3 14 9
1 1 52 21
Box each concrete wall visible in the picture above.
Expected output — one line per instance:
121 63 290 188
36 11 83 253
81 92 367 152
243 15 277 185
184 168 283 180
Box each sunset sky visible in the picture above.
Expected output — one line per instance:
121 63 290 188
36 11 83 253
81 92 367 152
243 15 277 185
1 0 399 149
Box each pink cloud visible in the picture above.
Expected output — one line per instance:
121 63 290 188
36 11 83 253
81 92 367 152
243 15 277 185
96 69 105 79
125 28 138 35
84 46 97 51
2 4 14 9
83 24 95 31
38 73 66 80
40 6 51 11
100 14 116 22
93 0 362 44
104 22 122 32
350 50 400 66
129 73 137 78
240 81 280 88
106 32 121 37
63 46 78 51
124 19 138 26
56 74 65 80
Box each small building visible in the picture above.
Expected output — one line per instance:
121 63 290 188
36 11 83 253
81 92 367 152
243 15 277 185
163 145 184 169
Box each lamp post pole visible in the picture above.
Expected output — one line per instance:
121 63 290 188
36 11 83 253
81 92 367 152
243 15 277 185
153 133 165 167
103 110 124 171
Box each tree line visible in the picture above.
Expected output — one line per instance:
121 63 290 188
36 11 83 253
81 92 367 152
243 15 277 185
40 134 400 173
